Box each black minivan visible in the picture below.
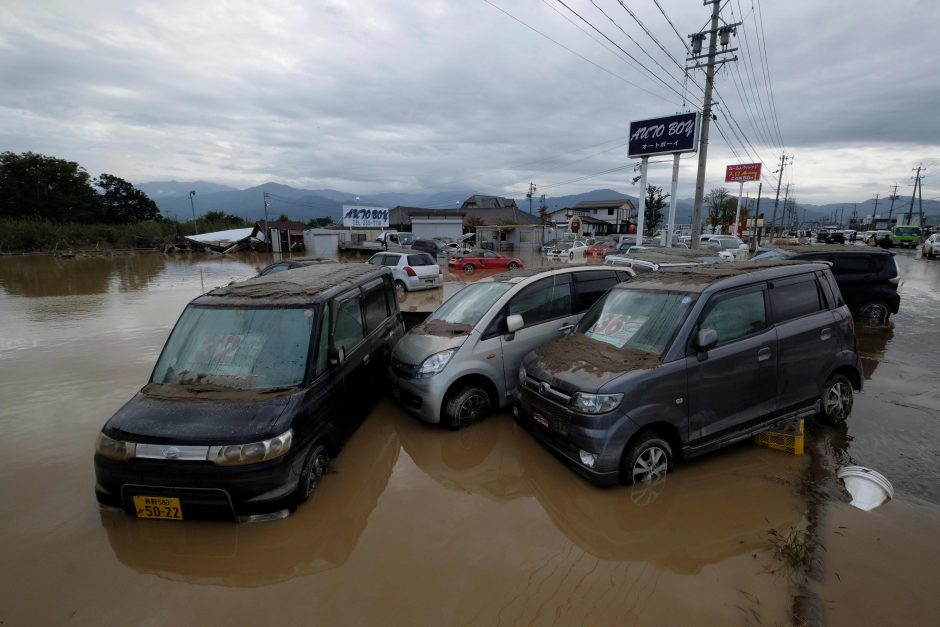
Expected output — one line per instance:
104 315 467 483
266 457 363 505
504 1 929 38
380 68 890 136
94 263 404 521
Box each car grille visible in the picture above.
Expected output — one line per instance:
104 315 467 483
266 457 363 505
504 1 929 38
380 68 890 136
523 374 572 406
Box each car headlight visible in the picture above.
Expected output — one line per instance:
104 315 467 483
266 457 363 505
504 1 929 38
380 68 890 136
570 392 623 414
208 429 293 466
96 432 137 461
416 349 456 378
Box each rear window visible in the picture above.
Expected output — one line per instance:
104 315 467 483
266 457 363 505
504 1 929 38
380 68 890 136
407 254 435 266
362 282 389 332
573 270 620 312
771 277 823 322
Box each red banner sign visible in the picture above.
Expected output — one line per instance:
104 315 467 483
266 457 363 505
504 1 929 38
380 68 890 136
725 163 762 182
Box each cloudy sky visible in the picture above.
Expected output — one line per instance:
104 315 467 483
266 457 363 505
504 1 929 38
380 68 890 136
2 0 937 204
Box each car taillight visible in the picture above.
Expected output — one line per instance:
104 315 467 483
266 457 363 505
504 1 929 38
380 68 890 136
404 266 417 276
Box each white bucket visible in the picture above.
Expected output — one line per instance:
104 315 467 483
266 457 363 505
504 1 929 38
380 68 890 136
837 466 894 511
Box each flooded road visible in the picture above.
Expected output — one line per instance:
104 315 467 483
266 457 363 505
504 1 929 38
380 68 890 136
0 249 937 625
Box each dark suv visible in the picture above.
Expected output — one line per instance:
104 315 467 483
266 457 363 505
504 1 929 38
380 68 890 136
513 262 862 486
412 239 442 257
816 229 845 244
752 245 901 320
94 263 404 521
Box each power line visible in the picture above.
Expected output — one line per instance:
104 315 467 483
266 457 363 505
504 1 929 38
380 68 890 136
753 0 785 148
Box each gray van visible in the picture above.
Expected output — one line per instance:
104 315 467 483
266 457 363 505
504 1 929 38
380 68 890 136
389 266 631 428
514 261 862 485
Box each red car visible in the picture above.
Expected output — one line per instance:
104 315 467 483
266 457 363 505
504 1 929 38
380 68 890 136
448 250 523 274
586 240 614 256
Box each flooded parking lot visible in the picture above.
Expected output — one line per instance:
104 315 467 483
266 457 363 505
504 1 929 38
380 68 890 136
0 249 937 625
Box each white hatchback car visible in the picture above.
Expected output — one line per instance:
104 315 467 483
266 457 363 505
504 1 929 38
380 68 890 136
367 251 443 293
922 233 940 259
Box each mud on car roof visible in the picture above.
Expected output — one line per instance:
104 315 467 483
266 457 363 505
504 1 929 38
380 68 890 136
622 260 822 292
195 262 389 306
490 264 607 282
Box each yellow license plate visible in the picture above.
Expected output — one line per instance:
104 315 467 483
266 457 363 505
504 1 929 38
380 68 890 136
133 495 183 520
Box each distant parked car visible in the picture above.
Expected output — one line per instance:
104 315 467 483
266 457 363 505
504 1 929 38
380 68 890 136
817 229 845 244
412 239 442 257
257 257 331 276
587 240 615 256
549 240 589 260
448 250 523 274
713 237 749 260
921 233 940 258
367 251 442 293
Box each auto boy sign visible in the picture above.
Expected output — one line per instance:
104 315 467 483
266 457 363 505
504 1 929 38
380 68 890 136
627 112 700 158
725 163 762 183
342 205 389 228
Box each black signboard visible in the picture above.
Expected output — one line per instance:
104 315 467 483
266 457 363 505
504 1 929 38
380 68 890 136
628 112 700 158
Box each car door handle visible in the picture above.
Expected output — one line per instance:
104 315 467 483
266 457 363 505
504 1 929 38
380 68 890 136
757 347 772 361
820 328 832 341
363 354 370 365
559 324 575 333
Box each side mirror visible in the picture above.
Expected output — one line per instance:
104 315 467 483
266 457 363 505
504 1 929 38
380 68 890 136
695 328 719 353
329 346 346 366
506 314 524 334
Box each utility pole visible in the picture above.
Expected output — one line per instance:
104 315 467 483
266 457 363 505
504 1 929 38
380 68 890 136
905 165 924 226
526 182 537 215
917 170 925 227
768 153 790 242
188 190 199 235
262 192 271 252
886 184 899 224
687 0 740 249
870 193 879 225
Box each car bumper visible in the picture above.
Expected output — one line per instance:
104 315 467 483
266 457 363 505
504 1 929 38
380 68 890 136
405 274 443 291
388 363 448 424
512 387 624 486
94 452 303 520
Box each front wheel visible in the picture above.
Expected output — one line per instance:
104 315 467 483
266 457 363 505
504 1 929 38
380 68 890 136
507 262 518 270
621 432 673 485
463 263 475 274
858 300 890 322
297 444 330 504
394 279 406 294
443 385 491 430
819 374 853 424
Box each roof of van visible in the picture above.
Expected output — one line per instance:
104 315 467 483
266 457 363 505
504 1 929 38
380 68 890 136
489 264 615 282
622 260 822 292
771 244 895 255
194 262 388 306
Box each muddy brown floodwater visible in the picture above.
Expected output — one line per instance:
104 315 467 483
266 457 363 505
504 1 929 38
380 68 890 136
0 249 937 626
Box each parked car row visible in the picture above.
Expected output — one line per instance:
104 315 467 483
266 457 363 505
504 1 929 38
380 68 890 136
95 257 864 522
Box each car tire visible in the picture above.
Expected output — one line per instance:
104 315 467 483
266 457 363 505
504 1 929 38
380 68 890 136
394 280 407 294
443 384 491 430
463 263 475 274
858 300 891 322
507 262 518 270
819 374 853 425
297 444 329 504
568 251 574 260
621 432 673 485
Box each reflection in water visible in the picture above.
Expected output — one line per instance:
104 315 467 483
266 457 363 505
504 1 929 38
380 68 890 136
854 321 894 380
0 255 127 297
395 411 803 574
101 415 400 587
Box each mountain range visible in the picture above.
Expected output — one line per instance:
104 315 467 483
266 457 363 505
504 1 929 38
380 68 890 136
137 180 938 227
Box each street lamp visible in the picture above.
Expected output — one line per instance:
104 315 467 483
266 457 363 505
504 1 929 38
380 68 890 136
188 190 199 235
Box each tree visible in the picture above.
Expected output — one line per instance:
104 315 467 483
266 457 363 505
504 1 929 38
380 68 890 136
276 213 290 222
0 151 101 222
95 173 160 223
704 187 737 233
644 185 670 235
465 216 485 229
202 211 246 226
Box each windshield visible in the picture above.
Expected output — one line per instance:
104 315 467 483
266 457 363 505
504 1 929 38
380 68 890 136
152 305 314 389
427 282 513 327
894 227 921 236
576 289 695 356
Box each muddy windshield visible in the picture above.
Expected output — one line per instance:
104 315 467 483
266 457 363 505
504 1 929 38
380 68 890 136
427 282 513 328
576 289 695 356
152 305 315 389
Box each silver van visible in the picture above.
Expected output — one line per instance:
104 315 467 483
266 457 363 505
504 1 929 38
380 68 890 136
389 266 631 428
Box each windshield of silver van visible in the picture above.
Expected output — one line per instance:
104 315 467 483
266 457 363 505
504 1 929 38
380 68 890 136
152 306 315 389
426 282 513 328
575 289 695 356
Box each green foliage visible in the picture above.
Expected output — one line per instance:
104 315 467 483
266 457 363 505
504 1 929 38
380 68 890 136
768 527 814 572
202 210 250 227
644 185 670 235
276 213 290 222
0 219 179 252
0 151 102 222
705 187 738 231
96 173 160 223
305 217 334 228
